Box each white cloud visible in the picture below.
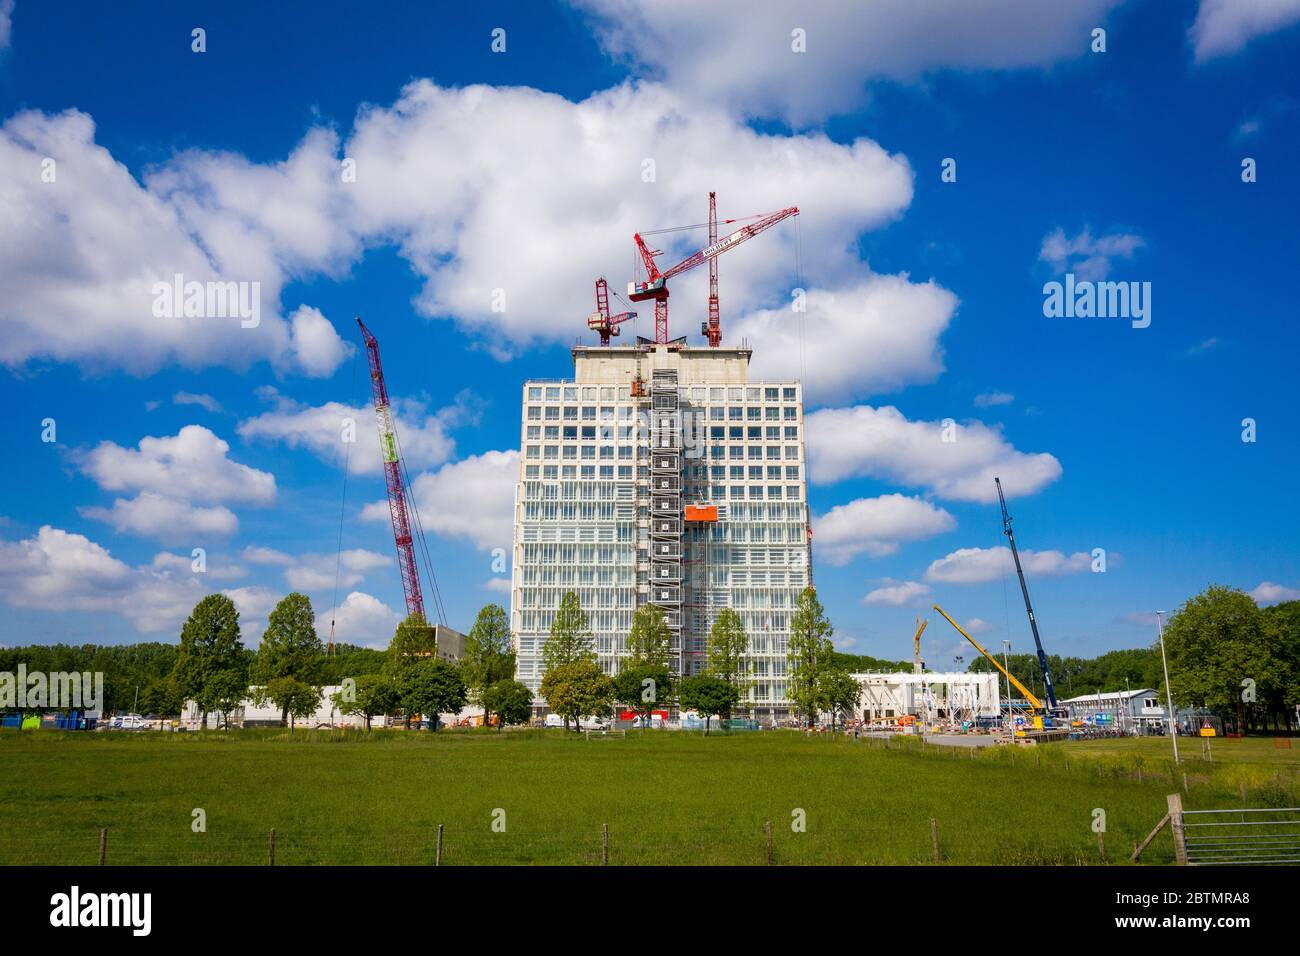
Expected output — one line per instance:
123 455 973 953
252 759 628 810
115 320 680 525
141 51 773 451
862 579 931 607
0 1 12 50
484 577 512 594
317 591 402 648
287 305 352 377
0 525 207 634
573 0 1123 123
733 274 956 404
340 80 913 353
924 546 1092 585
1039 226 1145 282
0 110 350 377
964 618 994 635
1249 581 1300 605
78 425 275 504
150 551 247 581
811 494 956 565
239 544 388 593
172 391 223 413
1190 0 1300 61
283 549 390 594
221 586 283 642
81 492 239 543
973 391 1014 408
363 450 519 552
241 546 294 566
237 389 460 475
805 405 1062 502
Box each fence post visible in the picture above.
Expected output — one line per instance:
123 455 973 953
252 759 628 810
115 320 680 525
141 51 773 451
602 823 609 866
1096 829 1106 861
436 823 444 866
1167 793 1187 866
98 828 107 866
765 821 773 866
930 818 941 863
268 828 276 867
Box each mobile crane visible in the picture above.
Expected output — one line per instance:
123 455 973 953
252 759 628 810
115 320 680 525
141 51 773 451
932 604 1056 735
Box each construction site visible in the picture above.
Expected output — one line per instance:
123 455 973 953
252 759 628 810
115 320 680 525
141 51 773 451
346 189 1088 739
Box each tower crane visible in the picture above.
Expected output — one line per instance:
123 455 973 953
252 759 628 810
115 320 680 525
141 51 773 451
357 317 426 623
628 193 799 345
586 277 637 346
995 477 1059 710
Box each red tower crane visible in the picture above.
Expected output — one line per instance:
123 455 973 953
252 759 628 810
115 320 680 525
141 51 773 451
586 277 637 346
357 317 425 622
627 195 799 345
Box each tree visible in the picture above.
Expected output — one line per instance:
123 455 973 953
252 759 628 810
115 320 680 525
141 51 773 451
542 592 595 673
253 676 322 730
209 667 251 730
1163 585 1284 733
397 658 467 731
384 613 439 677
540 660 613 731
253 593 324 725
172 594 247 730
461 604 516 727
678 674 740 735
483 680 533 731
612 662 672 733
333 673 400 731
787 587 834 728
627 603 672 669
820 668 861 733
706 608 751 704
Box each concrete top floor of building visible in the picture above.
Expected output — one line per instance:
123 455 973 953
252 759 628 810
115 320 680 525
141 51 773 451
565 343 756 386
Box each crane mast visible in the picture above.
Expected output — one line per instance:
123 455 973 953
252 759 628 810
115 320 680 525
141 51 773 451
996 477 1057 709
586 277 636 346
357 317 425 622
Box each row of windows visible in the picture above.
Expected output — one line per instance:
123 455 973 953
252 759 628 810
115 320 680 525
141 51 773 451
522 403 795 421
526 385 799 403
524 424 801 442
524 443 801 461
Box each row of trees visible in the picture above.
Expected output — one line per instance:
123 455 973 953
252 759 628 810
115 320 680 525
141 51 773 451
968 585 1300 733
536 586 859 732
105 591 536 731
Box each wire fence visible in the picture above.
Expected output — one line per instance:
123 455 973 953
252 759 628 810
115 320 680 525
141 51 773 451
0 817 1180 867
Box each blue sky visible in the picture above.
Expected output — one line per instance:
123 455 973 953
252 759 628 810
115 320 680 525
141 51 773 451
1 0 1297 667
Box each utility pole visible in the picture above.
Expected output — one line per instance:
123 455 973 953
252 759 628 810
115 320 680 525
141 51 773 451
1156 611 1180 765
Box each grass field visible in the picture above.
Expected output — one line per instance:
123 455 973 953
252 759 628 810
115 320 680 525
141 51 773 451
2 729 1297 866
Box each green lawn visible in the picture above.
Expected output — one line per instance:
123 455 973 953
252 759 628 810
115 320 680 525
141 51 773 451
2 729 1296 866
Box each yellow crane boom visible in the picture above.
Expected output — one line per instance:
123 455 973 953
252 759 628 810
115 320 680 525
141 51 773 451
932 604 1044 712
912 617 928 674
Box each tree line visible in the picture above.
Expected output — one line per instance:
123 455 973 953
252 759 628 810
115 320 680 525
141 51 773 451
967 585 1299 733
537 586 862 732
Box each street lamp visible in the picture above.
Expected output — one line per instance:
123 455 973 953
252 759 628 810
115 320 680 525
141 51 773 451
1001 640 1012 733
1155 610 1180 764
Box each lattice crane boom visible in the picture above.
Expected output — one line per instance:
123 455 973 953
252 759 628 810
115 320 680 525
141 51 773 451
357 317 425 622
628 198 799 345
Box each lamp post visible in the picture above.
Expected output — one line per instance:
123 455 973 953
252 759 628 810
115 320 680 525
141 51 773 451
1001 640 1012 733
1155 610 1180 765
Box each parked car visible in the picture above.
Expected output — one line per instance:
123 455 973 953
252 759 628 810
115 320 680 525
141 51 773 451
110 713 149 731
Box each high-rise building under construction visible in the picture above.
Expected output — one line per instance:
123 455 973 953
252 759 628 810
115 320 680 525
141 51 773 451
510 343 811 722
